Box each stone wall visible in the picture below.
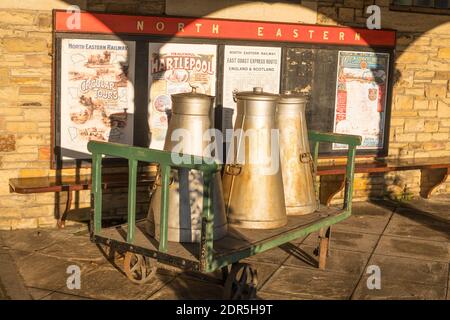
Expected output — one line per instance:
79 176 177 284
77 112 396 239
315 0 450 201
0 1 164 230
0 0 449 229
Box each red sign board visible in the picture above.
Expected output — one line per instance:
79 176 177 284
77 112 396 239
54 11 396 48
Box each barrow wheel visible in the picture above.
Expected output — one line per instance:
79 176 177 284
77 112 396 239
123 252 157 284
223 263 258 300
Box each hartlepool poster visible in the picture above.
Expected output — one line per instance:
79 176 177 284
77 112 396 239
148 43 217 150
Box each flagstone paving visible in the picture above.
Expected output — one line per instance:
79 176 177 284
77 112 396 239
0 199 449 300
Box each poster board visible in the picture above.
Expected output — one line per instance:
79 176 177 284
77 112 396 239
59 38 136 159
332 51 389 150
282 47 393 157
53 12 396 166
222 45 282 129
148 43 217 150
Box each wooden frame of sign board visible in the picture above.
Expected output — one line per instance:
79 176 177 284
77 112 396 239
51 10 396 169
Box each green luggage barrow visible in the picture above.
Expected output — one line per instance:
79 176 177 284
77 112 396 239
88 130 361 299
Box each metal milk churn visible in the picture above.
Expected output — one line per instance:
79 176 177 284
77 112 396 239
276 91 318 215
222 87 287 229
145 89 227 243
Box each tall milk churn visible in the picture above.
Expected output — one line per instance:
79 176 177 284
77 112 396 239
145 89 227 243
276 91 318 215
222 87 287 229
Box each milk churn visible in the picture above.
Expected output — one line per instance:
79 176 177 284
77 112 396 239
222 87 287 229
276 91 318 215
145 89 227 243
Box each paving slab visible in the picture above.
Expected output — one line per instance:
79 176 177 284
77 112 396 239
333 214 392 235
384 213 450 242
0 248 31 300
374 235 450 263
13 251 96 291
244 243 297 265
363 254 448 287
149 277 224 300
351 201 397 218
58 264 174 300
41 291 92 300
284 245 371 276
303 229 380 253
257 291 304 300
38 233 109 264
26 287 54 300
352 280 447 300
396 198 450 224
0 228 73 253
260 266 359 300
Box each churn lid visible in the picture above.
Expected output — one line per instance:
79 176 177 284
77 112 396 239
235 87 279 101
278 90 309 104
171 87 214 115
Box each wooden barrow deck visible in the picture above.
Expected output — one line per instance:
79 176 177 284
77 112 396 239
95 206 348 272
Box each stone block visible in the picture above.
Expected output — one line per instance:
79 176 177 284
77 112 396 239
0 67 9 85
339 7 354 21
19 168 48 178
405 88 424 96
3 37 47 53
437 100 450 117
6 122 38 133
438 48 450 59
19 86 49 95
424 121 439 133
413 99 428 110
0 11 35 25
0 134 15 152
10 218 38 230
395 133 415 142
23 108 49 121
423 142 445 151
435 71 450 80
397 52 428 64
344 0 365 8
417 133 432 142
395 95 414 110
418 110 437 117
414 71 435 79
38 146 50 161
404 119 425 132
390 118 404 126
432 133 449 141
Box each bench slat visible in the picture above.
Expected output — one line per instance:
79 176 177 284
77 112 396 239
9 173 155 194
317 156 450 176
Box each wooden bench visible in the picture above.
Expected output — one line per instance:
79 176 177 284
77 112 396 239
8 156 450 227
316 156 450 205
9 173 155 228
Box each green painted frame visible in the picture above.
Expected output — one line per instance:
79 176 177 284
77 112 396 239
88 130 361 273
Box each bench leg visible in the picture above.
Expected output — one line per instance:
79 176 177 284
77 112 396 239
319 174 345 206
318 227 331 270
57 191 73 229
420 168 449 199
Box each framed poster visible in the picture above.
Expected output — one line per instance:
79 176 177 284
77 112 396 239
148 43 217 150
59 38 136 159
332 51 390 150
222 45 282 128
